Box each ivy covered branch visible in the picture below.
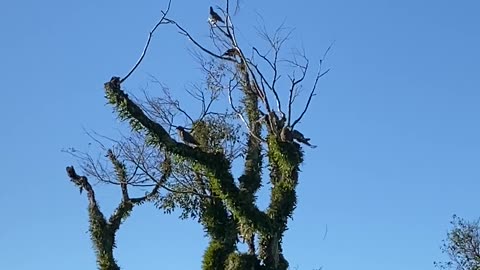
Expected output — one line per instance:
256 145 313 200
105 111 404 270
104 77 270 234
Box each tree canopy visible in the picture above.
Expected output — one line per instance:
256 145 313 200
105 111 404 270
436 215 480 270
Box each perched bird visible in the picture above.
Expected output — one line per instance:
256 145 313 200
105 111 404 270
257 110 287 135
291 129 317 148
108 76 121 89
176 126 200 148
223 48 238 57
280 127 293 142
277 112 287 129
209 6 225 24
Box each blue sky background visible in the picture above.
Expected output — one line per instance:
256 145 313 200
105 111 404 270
1 0 479 269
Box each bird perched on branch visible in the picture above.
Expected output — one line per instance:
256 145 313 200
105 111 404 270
291 129 317 148
176 126 200 148
280 127 293 142
258 110 286 131
278 112 286 129
223 48 238 57
209 6 225 24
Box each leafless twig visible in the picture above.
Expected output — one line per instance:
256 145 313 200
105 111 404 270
120 0 172 83
290 41 333 128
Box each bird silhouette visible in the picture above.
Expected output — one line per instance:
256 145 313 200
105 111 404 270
223 48 238 57
257 110 286 133
280 127 293 142
209 6 225 24
291 129 317 148
277 112 287 129
176 126 200 148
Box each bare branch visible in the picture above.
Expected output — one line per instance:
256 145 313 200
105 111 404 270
130 159 170 204
120 0 172 83
287 60 309 127
291 66 330 129
165 18 235 63
288 40 334 129
253 22 294 114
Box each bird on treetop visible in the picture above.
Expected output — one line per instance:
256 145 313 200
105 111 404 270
176 126 200 148
209 6 225 24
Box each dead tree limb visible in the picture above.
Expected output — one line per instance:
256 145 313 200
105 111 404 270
120 0 172 83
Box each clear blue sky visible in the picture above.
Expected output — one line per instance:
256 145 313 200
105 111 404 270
1 0 479 269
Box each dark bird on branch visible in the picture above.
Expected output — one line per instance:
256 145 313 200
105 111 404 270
223 48 238 57
291 129 317 148
176 126 200 148
280 127 293 142
258 110 286 134
278 112 287 128
209 6 225 24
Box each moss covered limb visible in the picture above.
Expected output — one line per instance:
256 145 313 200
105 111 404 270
258 137 303 269
66 160 165 270
235 65 264 253
237 76 262 195
104 77 270 234
225 252 262 270
66 166 121 270
201 195 237 270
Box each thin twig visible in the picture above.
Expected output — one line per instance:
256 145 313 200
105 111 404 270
289 40 334 128
287 60 309 127
120 0 172 83
165 18 235 63
291 67 330 129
